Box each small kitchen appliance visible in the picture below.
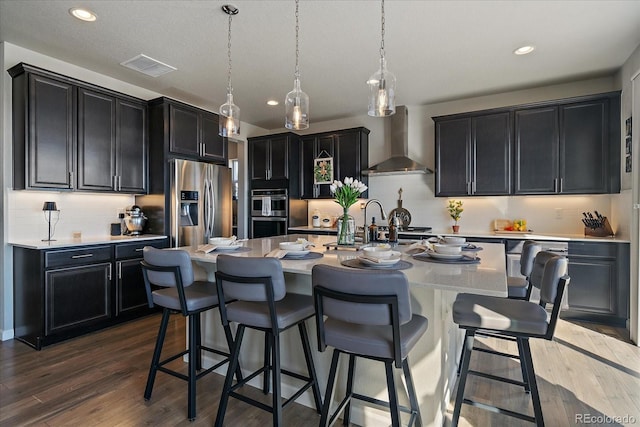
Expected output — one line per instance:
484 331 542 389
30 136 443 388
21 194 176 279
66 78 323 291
124 205 147 235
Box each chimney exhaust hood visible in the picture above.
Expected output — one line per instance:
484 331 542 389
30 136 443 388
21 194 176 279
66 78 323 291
362 106 433 175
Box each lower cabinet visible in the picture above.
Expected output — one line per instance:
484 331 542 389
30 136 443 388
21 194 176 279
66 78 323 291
13 238 167 350
565 241 629 326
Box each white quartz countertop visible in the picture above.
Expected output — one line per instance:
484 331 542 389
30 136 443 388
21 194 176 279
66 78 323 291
287 225 629 243
186 234 508 297
8 234 167 250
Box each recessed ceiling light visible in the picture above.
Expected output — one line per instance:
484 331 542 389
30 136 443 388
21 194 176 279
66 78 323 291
514 45 535 55
267 100 279 106
69 7 97 22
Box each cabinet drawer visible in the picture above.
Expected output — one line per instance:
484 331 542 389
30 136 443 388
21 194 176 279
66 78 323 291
45 246 112 269
115 239 168 260
568 241 617 257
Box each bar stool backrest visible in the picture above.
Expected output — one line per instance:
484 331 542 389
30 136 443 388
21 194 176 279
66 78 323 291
538 254 568 306
311 264 412 326
529 251 564 293
520 240 542 277
216 255 286 302
143 247 194 288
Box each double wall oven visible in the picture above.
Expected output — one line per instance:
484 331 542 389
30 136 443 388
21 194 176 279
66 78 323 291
250 189 288 238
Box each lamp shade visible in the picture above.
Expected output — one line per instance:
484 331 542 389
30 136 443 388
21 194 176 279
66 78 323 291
42 201 58 211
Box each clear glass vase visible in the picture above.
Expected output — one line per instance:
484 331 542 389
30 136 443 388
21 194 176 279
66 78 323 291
337 209 355 245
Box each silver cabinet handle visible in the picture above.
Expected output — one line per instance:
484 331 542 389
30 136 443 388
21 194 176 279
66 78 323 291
554 178 559 193
69 171 74 189
118 261 122 279
118 175 122 191
472 181 476 193
135 248 144 252
559 178 563 193
112 175 117 191
108 264 112 281
71 253 93 259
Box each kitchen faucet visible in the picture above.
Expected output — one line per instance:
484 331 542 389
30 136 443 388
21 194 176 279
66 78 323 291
363 199 387 244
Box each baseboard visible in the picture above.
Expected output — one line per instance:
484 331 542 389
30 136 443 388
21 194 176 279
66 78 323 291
1 329 15 341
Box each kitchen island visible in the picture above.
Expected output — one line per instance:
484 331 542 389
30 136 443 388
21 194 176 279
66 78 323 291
184 234 507 427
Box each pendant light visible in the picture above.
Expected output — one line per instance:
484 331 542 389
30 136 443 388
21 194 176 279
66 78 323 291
285 0 309 130
219 4 240 137
367 0 396 117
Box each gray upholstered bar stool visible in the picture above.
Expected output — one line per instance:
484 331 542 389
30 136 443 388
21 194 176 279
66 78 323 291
451 252 569 426
140 247 240 421
507 240 542 299
214 255 322 427
312 264 428 427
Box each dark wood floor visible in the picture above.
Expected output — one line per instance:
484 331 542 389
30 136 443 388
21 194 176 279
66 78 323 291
1 313 639 426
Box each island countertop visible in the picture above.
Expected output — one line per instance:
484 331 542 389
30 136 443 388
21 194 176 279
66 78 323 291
186 233 507 297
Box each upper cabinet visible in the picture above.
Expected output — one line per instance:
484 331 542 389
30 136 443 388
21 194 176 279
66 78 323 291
299 127 369 199
9 63 148 194
433 91 620 197
435 113 511 196
247 133 300 195
149 98 227 164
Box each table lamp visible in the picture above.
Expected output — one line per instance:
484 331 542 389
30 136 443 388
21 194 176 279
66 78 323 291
42 201 59 241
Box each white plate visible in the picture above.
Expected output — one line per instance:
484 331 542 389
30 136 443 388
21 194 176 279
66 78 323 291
214 245 243 251
425 250 463 260
357 255 401 266
284 249 310 257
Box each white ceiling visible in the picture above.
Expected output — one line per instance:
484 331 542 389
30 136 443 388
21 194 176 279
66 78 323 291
2 0 640 130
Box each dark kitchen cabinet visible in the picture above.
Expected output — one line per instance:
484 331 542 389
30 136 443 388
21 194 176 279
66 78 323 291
299 127 369 199
564 241 629 326
434 113 511 196
249 133 293 181
514 93 620 195
12 238 166 350
9 66 75 190
149 98 227 164
9 63 148 194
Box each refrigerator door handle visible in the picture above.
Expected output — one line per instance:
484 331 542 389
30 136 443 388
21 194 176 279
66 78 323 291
203 177 211 239
207 168 216 237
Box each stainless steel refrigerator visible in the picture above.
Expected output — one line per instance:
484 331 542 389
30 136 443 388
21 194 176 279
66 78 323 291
170 159 232 248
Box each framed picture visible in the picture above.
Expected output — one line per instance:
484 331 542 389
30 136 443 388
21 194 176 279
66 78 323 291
626 155 632 173
313 157 333 184
625 117 632 138
626 136 632 155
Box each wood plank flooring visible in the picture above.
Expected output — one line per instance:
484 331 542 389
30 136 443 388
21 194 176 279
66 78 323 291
1 313 639 426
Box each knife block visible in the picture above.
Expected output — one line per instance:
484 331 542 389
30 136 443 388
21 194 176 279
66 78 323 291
584 217 614 237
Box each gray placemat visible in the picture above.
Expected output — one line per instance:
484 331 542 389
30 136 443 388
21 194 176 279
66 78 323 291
214 246 253 253
283 252 324 260
412 255 480 264
340 258 413 270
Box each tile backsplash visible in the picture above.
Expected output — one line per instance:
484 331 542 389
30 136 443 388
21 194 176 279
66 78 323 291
7 190 136 242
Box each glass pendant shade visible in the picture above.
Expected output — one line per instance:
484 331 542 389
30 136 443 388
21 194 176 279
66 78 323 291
219 92 240 137
368 57 396 117
285 78 309 130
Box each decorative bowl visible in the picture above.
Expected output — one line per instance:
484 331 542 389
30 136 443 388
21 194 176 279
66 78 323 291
433 243 462 255
279 242 305 251
362 245 394 259
444 236 466 245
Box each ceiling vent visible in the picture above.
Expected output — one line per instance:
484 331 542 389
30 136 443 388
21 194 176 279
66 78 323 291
120 54 177 77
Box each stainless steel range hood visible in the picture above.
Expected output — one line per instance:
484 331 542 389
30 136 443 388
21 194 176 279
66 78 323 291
362 106 433 175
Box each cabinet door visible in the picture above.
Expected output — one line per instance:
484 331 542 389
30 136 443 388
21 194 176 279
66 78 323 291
116 99 147 193
567 257 616 316
300 135 317 198
560 100 608 193
77 88 116 191
27 74 75 189
201 112 227 163
269 136 290 180
472 112 511 195
116 259 150 315
45 263 112 335
435 118 470 196
249 138 269 180
315 135 336 197
169 104 200 157
514 107 559 194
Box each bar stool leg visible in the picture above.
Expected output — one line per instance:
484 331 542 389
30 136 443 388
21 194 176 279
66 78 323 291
521 339 544 427
452 330 475 426
343 354 356 426
517 337 531 393
144 309 171 400
320 349 340 427
222 324 244 383
271 332 283 426
298 322 323 413
402 357 422 427
215 325 245 427
187 314 198 420
195 313 202 371
263 333 271 394
384 360 401 427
